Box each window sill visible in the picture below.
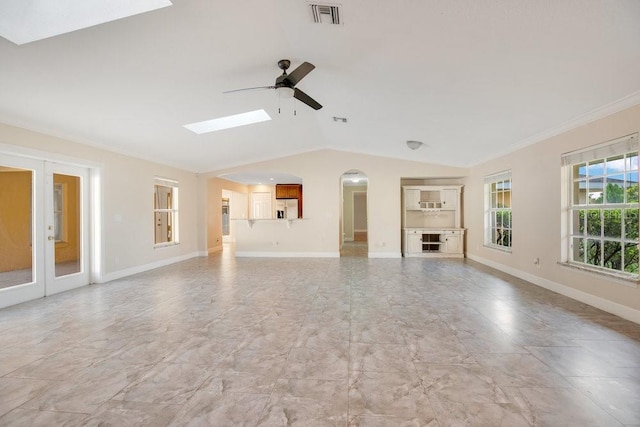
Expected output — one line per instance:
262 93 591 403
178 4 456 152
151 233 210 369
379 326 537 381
558 262 639 288
154 242 180 249
483 244 512 254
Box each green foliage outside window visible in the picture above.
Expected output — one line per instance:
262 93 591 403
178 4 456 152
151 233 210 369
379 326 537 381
575 183 639 273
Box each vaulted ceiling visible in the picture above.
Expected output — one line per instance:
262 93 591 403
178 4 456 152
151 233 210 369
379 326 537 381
1 0 639 173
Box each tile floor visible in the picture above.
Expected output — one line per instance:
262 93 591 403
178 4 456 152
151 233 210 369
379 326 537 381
0 254 639 426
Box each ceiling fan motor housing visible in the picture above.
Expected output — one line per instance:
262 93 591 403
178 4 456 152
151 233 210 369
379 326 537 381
277 59 291 72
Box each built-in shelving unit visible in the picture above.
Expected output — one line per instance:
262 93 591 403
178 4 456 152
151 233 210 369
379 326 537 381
402 185 464 258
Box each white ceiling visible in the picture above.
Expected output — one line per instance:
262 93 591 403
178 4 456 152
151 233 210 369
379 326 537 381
0 0 639 173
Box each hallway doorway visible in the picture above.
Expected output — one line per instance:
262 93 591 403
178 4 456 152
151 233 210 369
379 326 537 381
340 170 368 257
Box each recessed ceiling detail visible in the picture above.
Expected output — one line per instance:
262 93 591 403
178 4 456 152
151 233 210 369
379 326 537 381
0 0 172 45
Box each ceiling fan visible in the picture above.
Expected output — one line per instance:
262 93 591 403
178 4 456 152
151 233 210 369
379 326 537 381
224 59 323 110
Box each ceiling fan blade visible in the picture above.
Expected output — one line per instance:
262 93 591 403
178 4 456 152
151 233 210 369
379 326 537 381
283 62 315 86
223 85 275 94
294 88 322 110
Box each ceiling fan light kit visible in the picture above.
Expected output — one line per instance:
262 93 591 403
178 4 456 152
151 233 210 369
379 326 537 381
278 87 295 99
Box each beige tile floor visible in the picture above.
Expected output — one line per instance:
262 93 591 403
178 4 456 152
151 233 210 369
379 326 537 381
0 253 639 426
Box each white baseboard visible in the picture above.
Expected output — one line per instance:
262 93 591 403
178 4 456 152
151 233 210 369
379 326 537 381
368 252 402 259
344 238 354 242
467 254 640 325
235 251 340 258
98 252 203 283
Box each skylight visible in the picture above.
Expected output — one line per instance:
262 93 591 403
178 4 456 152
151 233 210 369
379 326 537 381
0 0 172 45
184 110 272 134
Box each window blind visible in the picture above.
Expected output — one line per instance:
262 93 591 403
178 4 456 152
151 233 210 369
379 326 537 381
561 133 638 166
154 177 179 188
484 170 512 184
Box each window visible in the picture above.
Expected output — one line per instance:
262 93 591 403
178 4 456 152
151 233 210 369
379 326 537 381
484 170 512 250
563 134 639 277
154 178 179 245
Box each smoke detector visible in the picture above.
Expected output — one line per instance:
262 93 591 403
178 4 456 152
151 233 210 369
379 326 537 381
406 140 424 150
309 3 342 25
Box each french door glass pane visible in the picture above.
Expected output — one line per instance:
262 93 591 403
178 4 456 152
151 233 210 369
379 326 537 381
54 174 81 278
0 166 33 289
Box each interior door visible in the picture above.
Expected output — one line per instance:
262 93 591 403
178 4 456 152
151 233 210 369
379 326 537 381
45 162 90 295
0 154 45 308
0 155 90 308
251 192 272 219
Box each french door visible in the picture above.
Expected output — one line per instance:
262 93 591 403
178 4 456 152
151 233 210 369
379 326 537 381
0 153 90 308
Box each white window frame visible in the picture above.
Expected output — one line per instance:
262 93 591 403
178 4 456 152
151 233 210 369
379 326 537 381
154 177 179 247
484 170 512 251
561 134 639 280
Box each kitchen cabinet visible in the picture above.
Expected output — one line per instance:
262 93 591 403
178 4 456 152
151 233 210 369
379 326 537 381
275 184 303 218
276 184 301 199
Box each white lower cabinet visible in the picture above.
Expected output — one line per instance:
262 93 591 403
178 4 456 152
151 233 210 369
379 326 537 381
403 228 464 258
407 231 423 253
441 231 461 254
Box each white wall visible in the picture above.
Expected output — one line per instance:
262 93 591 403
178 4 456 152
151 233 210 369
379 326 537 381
0 123 201 282
201 150 467 257
465 104 640 322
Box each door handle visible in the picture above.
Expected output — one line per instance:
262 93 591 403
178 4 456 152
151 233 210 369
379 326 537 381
48 236 55 240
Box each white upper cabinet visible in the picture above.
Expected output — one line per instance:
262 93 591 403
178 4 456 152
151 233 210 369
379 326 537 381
441 189 458 211
405 189 421 210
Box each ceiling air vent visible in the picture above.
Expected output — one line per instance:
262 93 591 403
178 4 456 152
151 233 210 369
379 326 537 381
309 3 342 25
